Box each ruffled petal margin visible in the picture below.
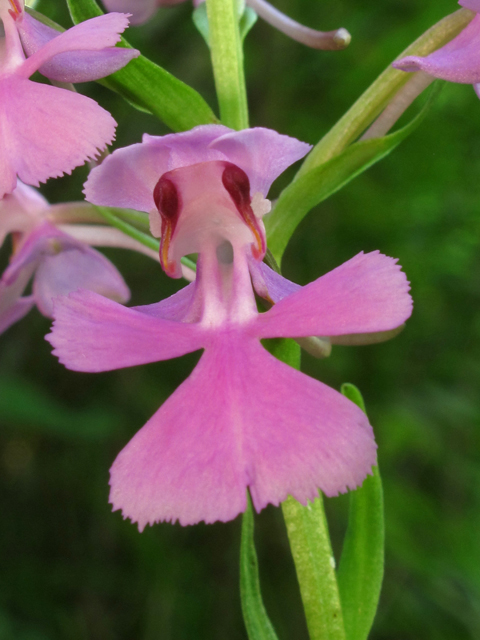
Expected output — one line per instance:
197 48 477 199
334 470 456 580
109 333 376 528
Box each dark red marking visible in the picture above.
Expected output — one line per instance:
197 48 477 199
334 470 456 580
153 175 180 221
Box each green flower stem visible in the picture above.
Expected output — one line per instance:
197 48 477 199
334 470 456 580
206 0 249 129
265 339 345 640
282 495 345 640
94 207 196 273
298 7 474 176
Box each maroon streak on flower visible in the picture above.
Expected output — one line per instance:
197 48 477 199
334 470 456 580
48 126 412 528
0 0 139 197
0 182 130 334
393 1 480 98
102 0 351 50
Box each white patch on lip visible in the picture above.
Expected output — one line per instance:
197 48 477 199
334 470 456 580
251 192 271 219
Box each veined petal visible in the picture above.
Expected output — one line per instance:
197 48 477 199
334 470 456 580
392 14 480 84
19 13 132 78
252 251 412 339
84 140 172 211
109 333 376 529
47 289 206 372
18 13 139 83
0 76 115 197
210 128 312 196
33 243 130 317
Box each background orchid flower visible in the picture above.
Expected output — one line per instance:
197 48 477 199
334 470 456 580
47 125 413 528
0 0 139 198
393 0 480 98
0 182 130 334
101 0 351 50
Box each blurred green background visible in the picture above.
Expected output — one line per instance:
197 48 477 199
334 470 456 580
1 0 480 638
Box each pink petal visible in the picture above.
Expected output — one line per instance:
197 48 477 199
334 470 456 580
19 13 131 78
83 140 172 211
0 181 47 244
210 127 312 195
109 333 376 529
84 125 232 210
47 289 206 372
102 0 186 25
102 0 159 25
459 0 480 12
33 243 130 317
392 14 480 83
249 260 301 302
18 13 139 83
131 282 196 320
0 76 115 197
252 251 413 339
0 296 35 334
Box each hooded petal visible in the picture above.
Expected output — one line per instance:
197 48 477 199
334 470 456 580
252 251 412 339
17 13 139 83
83 125 309 212
392 14 480 83
19 13 132 78
109 332 376 529
0 76 115 197
210 128 312 196
47 289 206 372
33 242 130 317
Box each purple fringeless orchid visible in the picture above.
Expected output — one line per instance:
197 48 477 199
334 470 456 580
101 0 351 50
0 0 139 198
0 181 131 334
393 0 480 99
47 125 412 528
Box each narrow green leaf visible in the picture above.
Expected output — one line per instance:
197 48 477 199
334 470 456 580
298 8 473 173
65 0 219 131
338 384 384 640
282 495 346 640
240 495 279 640
206 0 249 129
266 82 442 262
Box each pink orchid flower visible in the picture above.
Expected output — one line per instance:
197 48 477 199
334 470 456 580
47 125 412 529
0 0 139 198
393 0 480 99
0 181 130 334
102 0 351 50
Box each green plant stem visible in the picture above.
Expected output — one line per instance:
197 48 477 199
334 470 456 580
266 340 345 640
282 495 345 640
206 0 249 129
298 7 474 175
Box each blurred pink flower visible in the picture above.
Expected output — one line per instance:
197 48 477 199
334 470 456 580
393 1 480 98
0 182 130 334
48 125 412 528
0 0 139 197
